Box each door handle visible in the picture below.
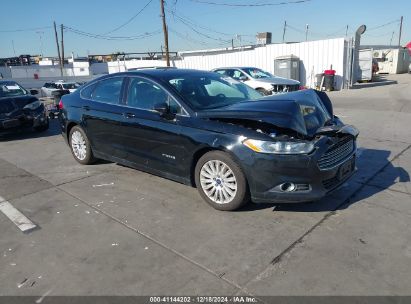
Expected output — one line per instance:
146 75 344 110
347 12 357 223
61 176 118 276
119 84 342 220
82 106 90 111
123 112 136 118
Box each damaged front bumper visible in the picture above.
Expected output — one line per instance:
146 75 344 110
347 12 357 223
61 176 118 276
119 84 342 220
0 104 48 134
234 135 358 204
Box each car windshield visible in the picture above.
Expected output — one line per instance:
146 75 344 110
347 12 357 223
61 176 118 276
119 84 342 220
62 83 80 90
165 73 262 110
0 82 28 98
242 68 272 79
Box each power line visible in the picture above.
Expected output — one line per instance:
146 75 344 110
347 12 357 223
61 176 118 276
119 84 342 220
102 0 154 35
171 13 232 44
189 0 311 7
169 27 209 47
0 26 52 33
64 26 162 41
367 19 400 31
168 9 255 38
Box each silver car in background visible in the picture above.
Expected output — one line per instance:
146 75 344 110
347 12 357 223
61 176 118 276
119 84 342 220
213 67 301 95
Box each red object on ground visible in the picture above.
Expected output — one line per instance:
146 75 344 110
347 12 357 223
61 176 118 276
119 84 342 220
324 69 336 75
406 42 411 56
33 73 39 79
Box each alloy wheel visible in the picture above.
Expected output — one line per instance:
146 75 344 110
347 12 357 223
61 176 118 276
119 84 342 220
199 160 237 204
71 130 87 161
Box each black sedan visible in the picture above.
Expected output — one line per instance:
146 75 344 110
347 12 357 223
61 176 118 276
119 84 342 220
59 69 358 211
0 80 49 135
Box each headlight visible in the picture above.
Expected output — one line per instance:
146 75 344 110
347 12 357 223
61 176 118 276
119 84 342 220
23 100 41 110
243 139 314 154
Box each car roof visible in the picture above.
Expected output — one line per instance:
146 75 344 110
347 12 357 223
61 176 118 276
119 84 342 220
213 67 257 70
113 68 220 79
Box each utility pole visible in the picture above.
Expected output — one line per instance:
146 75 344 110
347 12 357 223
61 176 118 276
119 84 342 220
282 21 287 43
305 24 309 41
61 24 65 71
53 21 63 77
390 31 395 47
398 16 403 47
345 25 349 37
36 31 44 57
11 40 16 56
160 0 170 67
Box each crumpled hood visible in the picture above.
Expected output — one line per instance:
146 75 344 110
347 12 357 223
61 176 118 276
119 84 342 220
0 95 38 109
253 76 300 85
0 95 38 118
197 89 339 137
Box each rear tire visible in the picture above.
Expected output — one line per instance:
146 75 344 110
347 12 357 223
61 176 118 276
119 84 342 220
195 151 249 211
69 126 96 165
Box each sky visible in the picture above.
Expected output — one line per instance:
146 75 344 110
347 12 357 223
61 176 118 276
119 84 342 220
0 0 410 58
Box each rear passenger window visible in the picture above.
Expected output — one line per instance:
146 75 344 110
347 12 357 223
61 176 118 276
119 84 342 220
91 77 123 104
80 83 97 99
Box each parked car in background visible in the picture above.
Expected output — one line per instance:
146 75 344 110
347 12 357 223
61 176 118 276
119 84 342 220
59 69 358 211
0 80 49 135
41 82 59 97
213 67 301 95
41 80 80 97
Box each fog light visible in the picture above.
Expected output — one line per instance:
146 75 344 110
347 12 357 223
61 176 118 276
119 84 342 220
280 182 296 192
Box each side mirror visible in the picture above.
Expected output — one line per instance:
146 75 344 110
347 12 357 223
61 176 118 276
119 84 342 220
238 76 248 81
154 102 176 120
154 102 169 115
30 89 39 95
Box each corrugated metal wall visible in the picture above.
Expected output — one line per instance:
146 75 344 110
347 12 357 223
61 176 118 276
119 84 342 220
89 38 349 89
173 38 347 89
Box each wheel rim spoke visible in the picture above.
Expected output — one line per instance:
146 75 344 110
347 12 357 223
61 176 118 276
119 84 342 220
71 131 87 161
199 159 237 205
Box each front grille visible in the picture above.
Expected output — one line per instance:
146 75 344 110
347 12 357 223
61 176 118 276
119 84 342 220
272 84 299 93
318 136 355 170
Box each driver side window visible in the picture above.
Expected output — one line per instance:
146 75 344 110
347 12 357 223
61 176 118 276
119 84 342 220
127 77 184 115
127 77 168 110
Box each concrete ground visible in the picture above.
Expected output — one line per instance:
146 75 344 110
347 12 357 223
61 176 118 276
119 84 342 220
0 74 410 297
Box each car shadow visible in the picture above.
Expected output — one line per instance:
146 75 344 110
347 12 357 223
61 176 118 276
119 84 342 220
0 118 61 142
237 147 410 213
351 75 398 89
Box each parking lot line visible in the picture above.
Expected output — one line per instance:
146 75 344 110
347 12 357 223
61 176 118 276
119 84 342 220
0 196 37 233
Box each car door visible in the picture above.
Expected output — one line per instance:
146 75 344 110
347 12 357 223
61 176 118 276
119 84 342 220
119 76 188 178
49 83 59 97
81 76 128 159
235 69 257 89
41 83 52 97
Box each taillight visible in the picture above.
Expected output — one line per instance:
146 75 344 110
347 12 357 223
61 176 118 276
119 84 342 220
58 99 63 109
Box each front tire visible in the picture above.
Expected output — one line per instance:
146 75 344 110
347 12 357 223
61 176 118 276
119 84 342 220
69 126 95 165
195 151 250 211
